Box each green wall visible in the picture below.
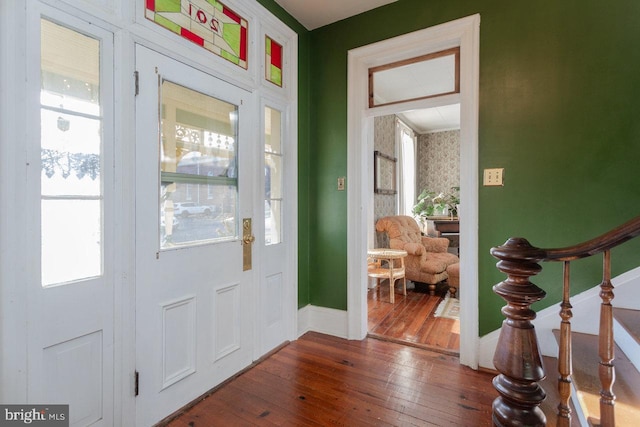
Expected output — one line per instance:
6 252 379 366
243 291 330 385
307 0 640 335
257 0 640 335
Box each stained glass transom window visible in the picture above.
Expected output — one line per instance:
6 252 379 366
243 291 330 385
265 36 282 87
145 0 248 69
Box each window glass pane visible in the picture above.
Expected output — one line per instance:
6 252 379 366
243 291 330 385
399 128 416 216
264 106 283 245
265 200 281 245
40 19 102 286
265 153 282 200
161 183 237 248
42 200 101 286
41 110 101 196
161 81 237 177
370 48 459 107
265 106 281 153
41 20 100 113
160 81 239 249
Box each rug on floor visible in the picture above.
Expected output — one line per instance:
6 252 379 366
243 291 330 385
433 295 460 320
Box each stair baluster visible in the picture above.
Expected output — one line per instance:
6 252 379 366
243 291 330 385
557 260 573 426
490 215 640 426
599 250 616 426
490 238 547 427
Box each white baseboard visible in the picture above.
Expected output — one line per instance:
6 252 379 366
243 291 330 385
297 305 348 339
479 328 500 370
300 266 640 371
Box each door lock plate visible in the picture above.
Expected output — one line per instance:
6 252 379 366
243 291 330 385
242 218 254 271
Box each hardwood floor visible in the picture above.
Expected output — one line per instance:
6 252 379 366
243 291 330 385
368 281 460 354
162 332 495 427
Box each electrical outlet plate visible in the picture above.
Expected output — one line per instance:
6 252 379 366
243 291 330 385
337 177 346 191
483 168 504 186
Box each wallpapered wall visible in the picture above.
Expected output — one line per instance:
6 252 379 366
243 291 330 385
373 115 396 247
373 115 396 221
417 130 461 197
373 116 461 246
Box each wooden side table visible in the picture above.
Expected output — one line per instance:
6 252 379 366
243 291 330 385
367 248 407 303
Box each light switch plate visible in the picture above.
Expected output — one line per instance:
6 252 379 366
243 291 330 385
337 176 346 191
483 168 504 186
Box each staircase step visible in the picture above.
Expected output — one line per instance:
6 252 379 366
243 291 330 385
541 356 582 426
552 330 640 426
614 307 640 372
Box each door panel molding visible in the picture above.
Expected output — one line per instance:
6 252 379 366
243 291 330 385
161 296 197 390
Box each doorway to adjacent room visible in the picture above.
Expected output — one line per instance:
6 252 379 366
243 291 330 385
347 14 480 368
369 107 461 354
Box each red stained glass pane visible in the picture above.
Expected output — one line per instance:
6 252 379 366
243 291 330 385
240 25 247 61
181 27 204 46
271 42 282 68
223 6 241 24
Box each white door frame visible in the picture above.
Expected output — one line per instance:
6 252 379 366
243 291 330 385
347 14 480 368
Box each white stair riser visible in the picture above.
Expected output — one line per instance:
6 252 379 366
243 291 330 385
614 319 640 373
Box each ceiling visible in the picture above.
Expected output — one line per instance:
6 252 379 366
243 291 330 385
398 104 460 134
273 0 398 31
274 0 460 134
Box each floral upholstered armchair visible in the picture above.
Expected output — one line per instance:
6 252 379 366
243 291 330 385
375 215 459 295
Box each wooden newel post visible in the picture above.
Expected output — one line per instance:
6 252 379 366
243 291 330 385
490 238 548 426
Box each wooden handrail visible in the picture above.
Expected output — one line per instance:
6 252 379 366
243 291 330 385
490 216 640 426
491 216 640 263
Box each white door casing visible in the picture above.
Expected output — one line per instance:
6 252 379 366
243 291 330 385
347 14 480 368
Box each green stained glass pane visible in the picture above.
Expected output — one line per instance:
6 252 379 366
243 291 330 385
221 50 240 65
155 14 181 34
156 0 181 13
223 24 240 56
270 66 282 86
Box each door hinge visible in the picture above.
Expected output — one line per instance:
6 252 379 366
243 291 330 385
134 370 139 396
134 71 139 96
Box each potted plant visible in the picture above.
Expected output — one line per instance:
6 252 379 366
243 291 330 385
412 186 460 219
412 189 437 218
445 186 460 217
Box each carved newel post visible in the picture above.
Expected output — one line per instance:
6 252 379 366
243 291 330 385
491 238 547 426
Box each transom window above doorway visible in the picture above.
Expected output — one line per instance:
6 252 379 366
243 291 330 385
368 47 460 108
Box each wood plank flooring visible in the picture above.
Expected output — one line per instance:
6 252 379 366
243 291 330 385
368 281 460 354
162 332 496 427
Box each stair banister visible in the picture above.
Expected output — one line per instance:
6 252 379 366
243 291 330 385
490 216 640 427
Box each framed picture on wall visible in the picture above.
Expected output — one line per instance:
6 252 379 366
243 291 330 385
374 151 397 195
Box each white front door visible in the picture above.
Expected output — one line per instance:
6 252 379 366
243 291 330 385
134 45 257 426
